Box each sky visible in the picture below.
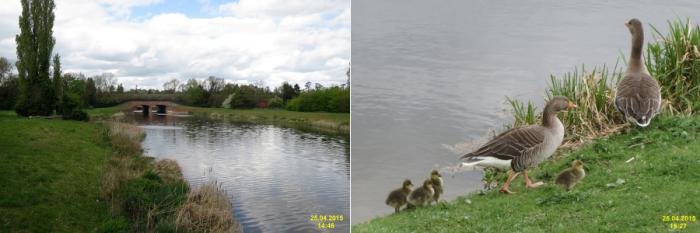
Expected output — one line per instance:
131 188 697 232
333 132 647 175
0 0 350 90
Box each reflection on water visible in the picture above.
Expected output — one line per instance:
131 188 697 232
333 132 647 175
131 114 349 233
351 0 700 224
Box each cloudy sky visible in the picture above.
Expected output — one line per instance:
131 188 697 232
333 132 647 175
0 0 350 89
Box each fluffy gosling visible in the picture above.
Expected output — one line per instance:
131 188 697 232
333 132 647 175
407 179 434 208
385 179 413 213
555 160 586 191
430 169 443 204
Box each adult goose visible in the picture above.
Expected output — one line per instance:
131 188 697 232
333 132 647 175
460 96 577 194
615 18 661 127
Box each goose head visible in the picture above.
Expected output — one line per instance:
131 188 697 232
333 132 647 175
547 96 578 112
625 18 643 34
422 179 433 188
572 160 584 169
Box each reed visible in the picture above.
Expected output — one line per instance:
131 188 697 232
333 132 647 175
508 64 625 145
646 18 700 115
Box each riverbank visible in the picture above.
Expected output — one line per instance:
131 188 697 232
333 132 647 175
0 110 242 232
353 114 700 232
87 103 349 136
0 111 111 232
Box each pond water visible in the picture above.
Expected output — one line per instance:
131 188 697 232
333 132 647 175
351 0 700 224
131 114 350 233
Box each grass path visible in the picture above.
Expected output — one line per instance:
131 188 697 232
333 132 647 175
0 111 112 232
353 115 700 232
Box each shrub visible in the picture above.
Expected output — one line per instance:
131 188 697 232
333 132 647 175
285 86 349 113
268 96 284 108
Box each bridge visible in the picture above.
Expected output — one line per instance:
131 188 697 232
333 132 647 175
124 101 187 116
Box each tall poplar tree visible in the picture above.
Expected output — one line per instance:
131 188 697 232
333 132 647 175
15 0 56 116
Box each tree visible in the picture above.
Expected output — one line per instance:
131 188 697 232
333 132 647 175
0 57 18 109
52 54 62 107
84 78 96 107
163 78 180 93
293 84 301 96
15 0 57 116
280 82 296 102
305 81 312 91
116 83 124 93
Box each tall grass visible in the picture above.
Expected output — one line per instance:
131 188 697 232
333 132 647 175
175 182 243 233
646 19 700 115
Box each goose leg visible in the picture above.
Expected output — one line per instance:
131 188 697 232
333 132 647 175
499 170 520 194
523 170 544 188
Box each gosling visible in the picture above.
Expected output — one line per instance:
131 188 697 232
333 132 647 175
407 179 434 208
430 169 443 204
385 179 413 213
555 160 586 191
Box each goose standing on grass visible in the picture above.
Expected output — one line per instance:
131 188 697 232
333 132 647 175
615 18 661 127
460 96 577 194
385 179 413 213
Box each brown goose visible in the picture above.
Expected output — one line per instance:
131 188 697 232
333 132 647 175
460 96 577 194
615 18 661 127
385 179 413 213
407 179 434 207
430 169 443 204
555 160 586 191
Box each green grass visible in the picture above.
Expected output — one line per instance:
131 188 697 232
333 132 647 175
0 111 112 232
353 114 700 232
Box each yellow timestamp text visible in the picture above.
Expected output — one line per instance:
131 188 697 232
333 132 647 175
662 215 696 230
310 214 345 230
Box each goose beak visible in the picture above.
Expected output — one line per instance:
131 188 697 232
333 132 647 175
568 102 578 109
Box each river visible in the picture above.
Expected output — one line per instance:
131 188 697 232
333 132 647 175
351 0 700 224
131 114 349 233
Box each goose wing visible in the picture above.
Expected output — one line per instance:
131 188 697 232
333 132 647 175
615 73 661 126
460 125 546 162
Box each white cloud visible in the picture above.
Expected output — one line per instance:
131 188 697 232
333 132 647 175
0 0 350 90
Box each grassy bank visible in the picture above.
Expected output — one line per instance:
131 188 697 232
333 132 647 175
101 116 242 232
0 111 112 232
189 107 349 136
354 114 700 232
87 104 350 136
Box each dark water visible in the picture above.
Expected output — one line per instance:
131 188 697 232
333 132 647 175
132 115 350 233
351 0 700 224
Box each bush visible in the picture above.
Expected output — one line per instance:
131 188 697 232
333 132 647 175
268 96 284 108
285 86 349 113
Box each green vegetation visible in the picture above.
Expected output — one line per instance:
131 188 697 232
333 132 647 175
354 114 700 232
0 111 111 232
15 0 57 116
286 86 350 113
647 19 700 115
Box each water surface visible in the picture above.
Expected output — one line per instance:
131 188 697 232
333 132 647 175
132 115 350 233
351 0 700 224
